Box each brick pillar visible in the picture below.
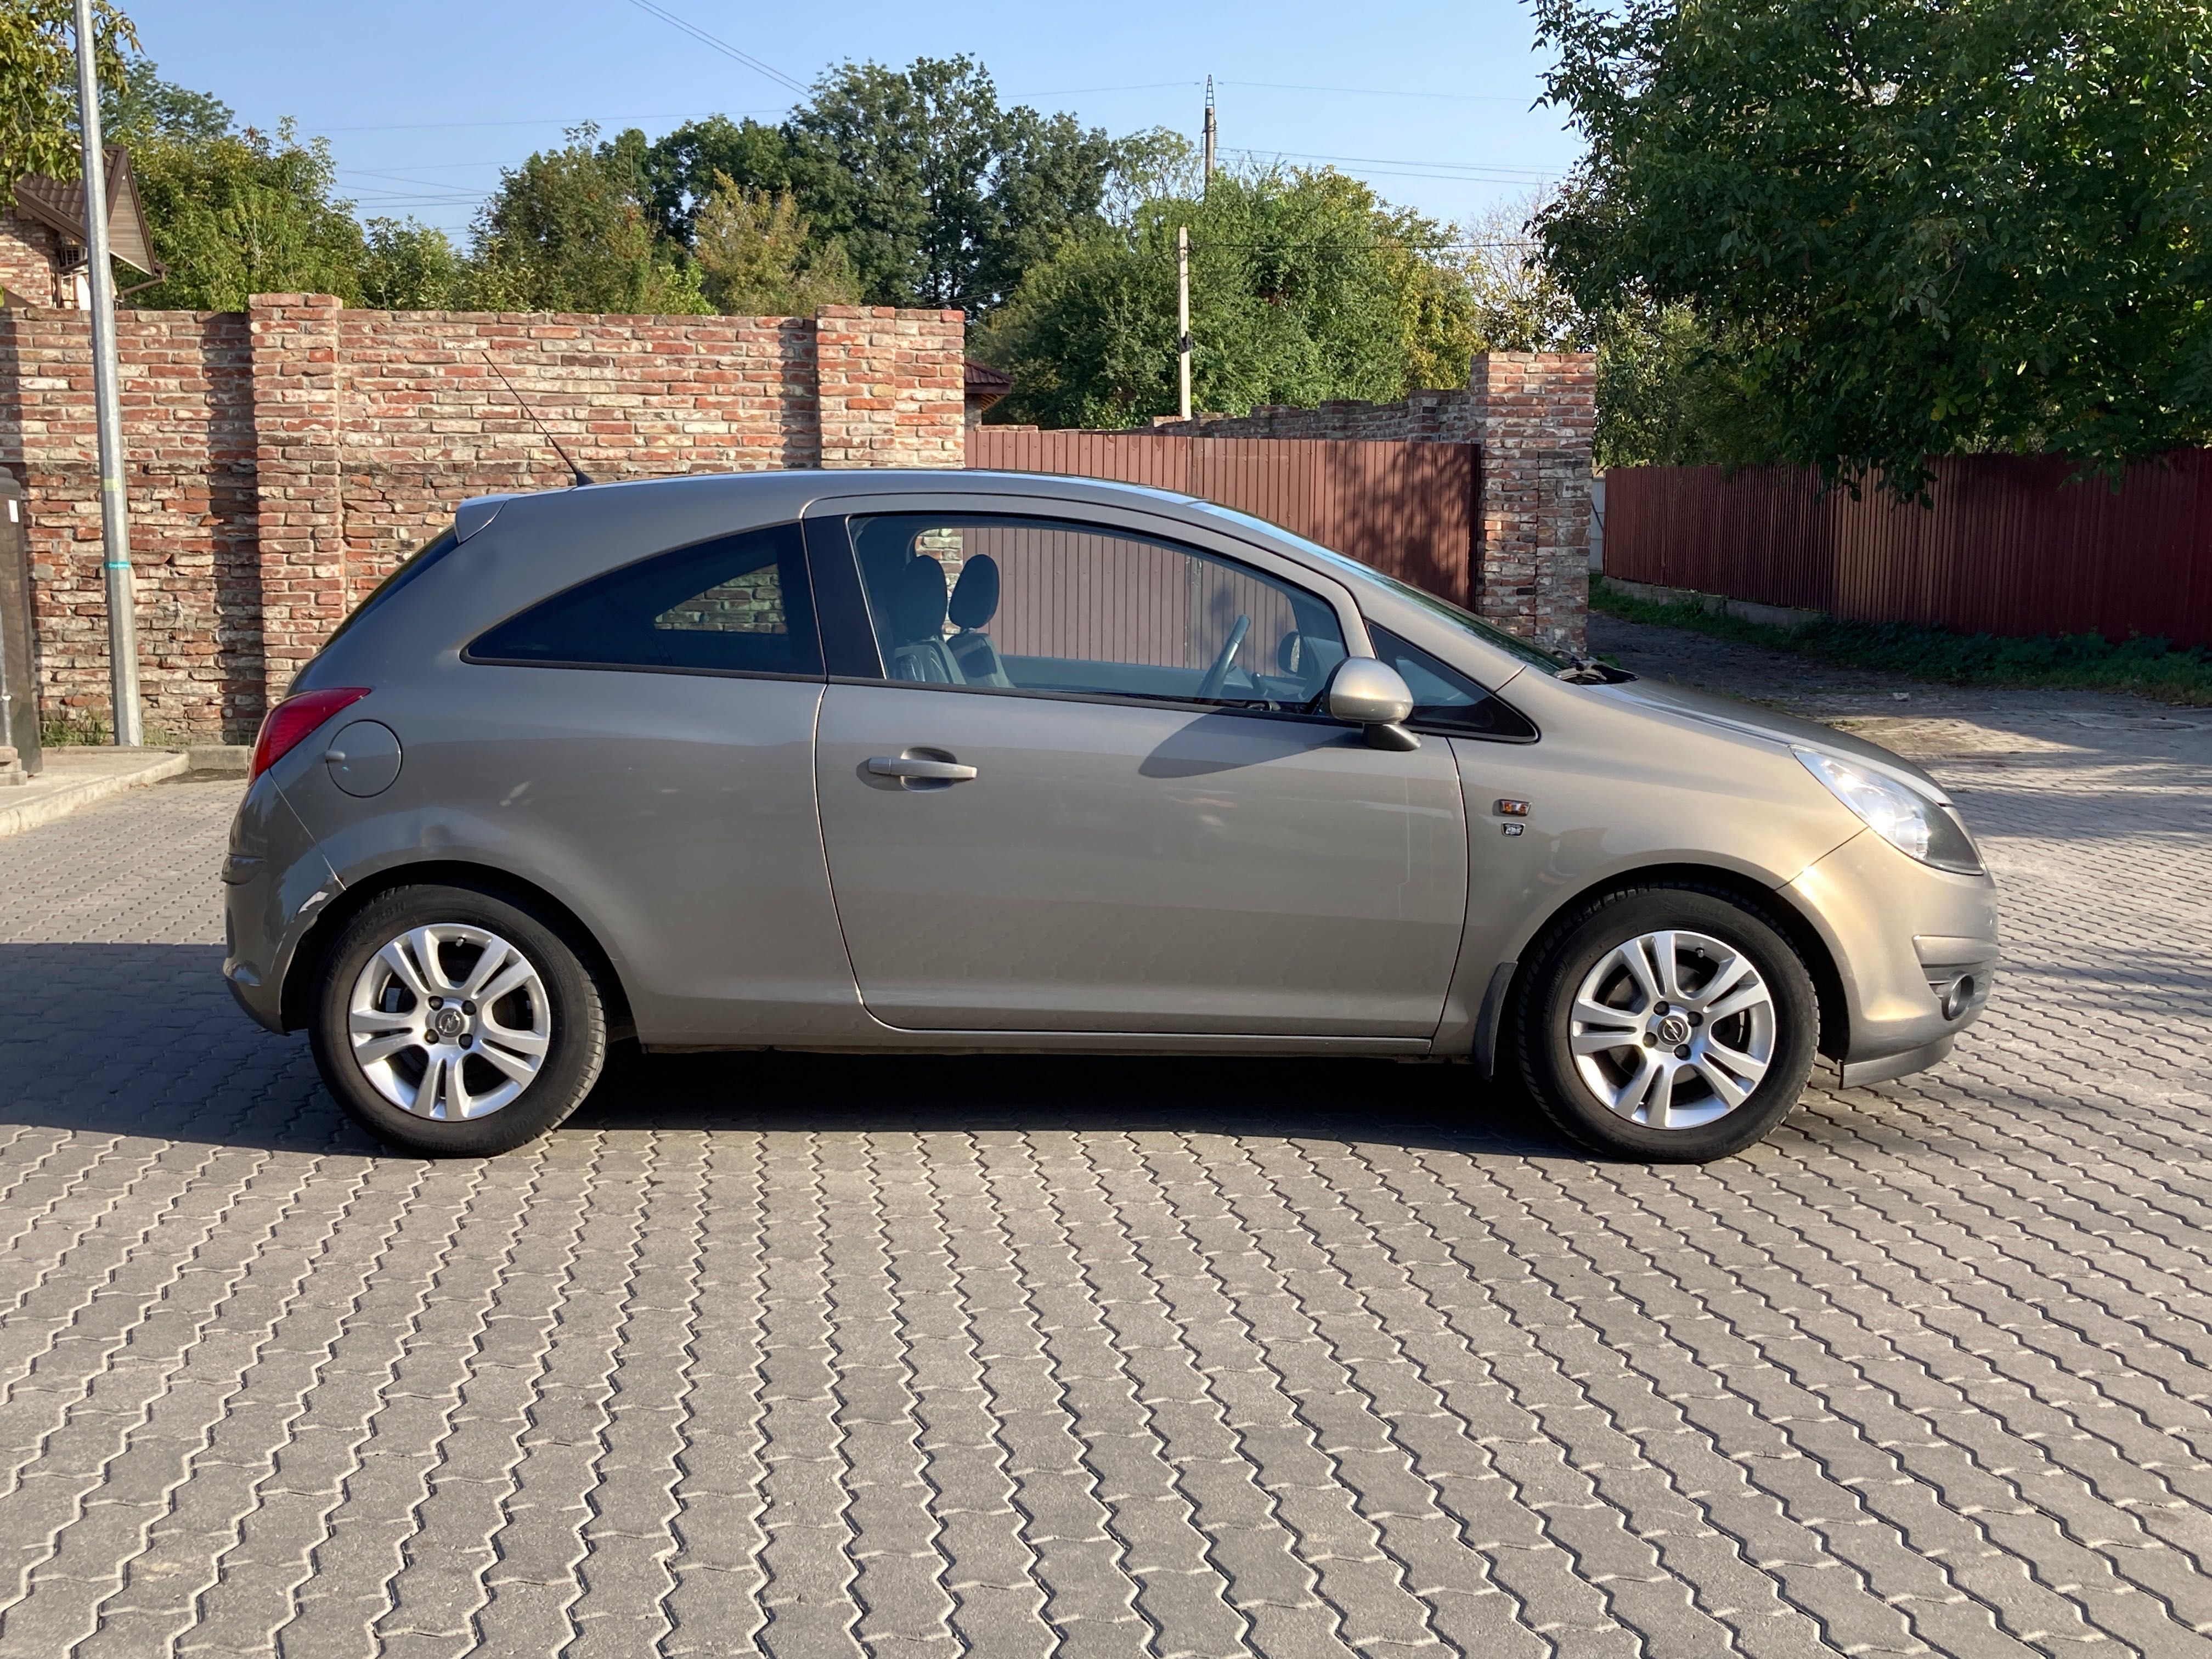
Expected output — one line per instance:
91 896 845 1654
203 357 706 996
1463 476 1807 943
1470 351 1595 652
250 294 345 709
814 306 966 469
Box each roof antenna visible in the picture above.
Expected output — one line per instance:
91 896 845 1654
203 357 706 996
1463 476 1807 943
482 352 597 487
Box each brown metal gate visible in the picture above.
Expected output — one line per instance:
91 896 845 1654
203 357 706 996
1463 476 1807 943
967 430 1477 607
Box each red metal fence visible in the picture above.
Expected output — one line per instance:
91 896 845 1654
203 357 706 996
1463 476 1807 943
1604 453 2212 649
967 428 1478 606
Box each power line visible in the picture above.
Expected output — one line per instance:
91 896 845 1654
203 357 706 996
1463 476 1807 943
617 0 810 95
1224 145 1560 180
1221 80 1521 103
318 109 763 133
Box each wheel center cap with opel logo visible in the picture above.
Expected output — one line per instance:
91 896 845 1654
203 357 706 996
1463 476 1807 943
1656 1013 1690 1046
432 1007 467 1041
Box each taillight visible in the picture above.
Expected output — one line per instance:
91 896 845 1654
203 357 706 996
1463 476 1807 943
250 688 371 782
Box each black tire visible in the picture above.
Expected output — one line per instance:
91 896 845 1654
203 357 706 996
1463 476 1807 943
1513 884 1819 1162
308 883 608 1157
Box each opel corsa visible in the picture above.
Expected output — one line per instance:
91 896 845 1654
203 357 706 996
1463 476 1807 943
223 471 1999 1160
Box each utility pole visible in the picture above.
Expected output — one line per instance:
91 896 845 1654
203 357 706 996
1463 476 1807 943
1201 77 1216 190
1177 223 1192 421
73 0 142 747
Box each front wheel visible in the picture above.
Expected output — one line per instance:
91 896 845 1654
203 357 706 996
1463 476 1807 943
308 884 608 1156
1514 885 1819 1161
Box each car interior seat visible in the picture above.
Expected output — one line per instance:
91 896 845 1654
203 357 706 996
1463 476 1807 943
888 555 966 684
945 555 1012 687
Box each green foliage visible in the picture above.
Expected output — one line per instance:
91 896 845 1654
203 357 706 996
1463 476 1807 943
1589 577 2212 706
358 218 470 309
128 122 369 309
690 179 857 314
472 124 711 314
977 168 1482 430
0 0 136 205
1534 0 2212 496
644 115 795 247
785 55 1126 313
1590 303 1768 470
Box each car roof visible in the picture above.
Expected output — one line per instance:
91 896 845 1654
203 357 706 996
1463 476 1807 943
458 467 1206 537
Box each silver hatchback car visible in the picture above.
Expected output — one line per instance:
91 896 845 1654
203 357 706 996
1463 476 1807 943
224 469 1999 1160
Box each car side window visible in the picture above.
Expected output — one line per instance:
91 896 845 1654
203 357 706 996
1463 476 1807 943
842 513 1348 711
1370 625 1538 741
469 521 821 676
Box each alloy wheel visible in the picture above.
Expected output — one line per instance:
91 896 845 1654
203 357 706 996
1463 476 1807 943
1567 928 1776 1130
346 924 551 1120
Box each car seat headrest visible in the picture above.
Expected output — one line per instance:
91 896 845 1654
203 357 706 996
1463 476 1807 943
948 554 1000 631
893 555 950 642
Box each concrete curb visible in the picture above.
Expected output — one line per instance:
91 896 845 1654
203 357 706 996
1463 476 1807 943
1602 576 1829 634
0 749 193 838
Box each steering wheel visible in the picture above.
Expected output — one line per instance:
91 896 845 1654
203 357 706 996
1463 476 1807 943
1197 614 1252 700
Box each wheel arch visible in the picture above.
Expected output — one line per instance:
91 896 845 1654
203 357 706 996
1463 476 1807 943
278 859 636 1039
1495 862 1850 1064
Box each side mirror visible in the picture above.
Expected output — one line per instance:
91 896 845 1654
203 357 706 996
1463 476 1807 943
1325 657 1420 751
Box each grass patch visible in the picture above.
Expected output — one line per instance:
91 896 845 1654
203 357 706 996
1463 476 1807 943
1590 576 2212 707
41 710 111 746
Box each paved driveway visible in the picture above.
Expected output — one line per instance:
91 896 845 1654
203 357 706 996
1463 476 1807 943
3 650 2210 1658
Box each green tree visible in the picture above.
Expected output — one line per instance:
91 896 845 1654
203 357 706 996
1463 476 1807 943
0 0 135 205
359 217 470 309
128 122 368 308
643 115 795 247
690 177 857 314
472 124 710 313
1532 0 2212 494
785 55 1127 314
978 168 1482 430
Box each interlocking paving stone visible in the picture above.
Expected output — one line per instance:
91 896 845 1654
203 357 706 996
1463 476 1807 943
1 679 2210 1657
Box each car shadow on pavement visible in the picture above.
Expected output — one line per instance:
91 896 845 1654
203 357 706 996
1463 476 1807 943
568 1045 1568 1158
1 943 2070 1169
0 942 1568 1160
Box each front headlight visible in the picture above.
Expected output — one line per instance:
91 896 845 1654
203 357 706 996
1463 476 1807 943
1795 747 1983 874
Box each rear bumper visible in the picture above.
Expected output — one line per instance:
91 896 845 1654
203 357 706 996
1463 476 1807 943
222 778 342 1034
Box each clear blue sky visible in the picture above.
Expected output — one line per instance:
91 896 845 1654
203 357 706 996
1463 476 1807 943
123 0 1581 243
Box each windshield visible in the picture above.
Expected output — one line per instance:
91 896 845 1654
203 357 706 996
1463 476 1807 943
1186 501 1573 673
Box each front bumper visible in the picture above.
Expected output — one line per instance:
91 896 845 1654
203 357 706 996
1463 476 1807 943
1786 828 2000 1082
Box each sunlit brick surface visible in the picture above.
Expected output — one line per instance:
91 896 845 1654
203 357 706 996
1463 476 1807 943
1 692 2208 1655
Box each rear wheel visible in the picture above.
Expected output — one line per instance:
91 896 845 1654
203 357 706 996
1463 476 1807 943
308 884 607 1156
1514 885 1819 1161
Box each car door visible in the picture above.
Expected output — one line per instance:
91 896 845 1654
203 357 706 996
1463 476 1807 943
805 504 1469 1036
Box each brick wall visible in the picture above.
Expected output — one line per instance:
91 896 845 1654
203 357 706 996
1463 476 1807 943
1469 353 1596 651
0 296 964 740
0 212 67 308
1091 354 1596 651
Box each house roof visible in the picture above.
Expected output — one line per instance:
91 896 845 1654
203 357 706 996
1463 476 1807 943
963 359 1012 409
10 146 161 277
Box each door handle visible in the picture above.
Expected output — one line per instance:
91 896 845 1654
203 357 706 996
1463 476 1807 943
867 755 978 783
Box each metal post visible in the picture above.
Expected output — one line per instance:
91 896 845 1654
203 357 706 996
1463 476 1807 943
1202 77 1216 191
72 0 142 747
1177 224 1192 422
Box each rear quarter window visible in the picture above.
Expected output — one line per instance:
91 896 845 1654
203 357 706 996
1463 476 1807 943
467 521 821 677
